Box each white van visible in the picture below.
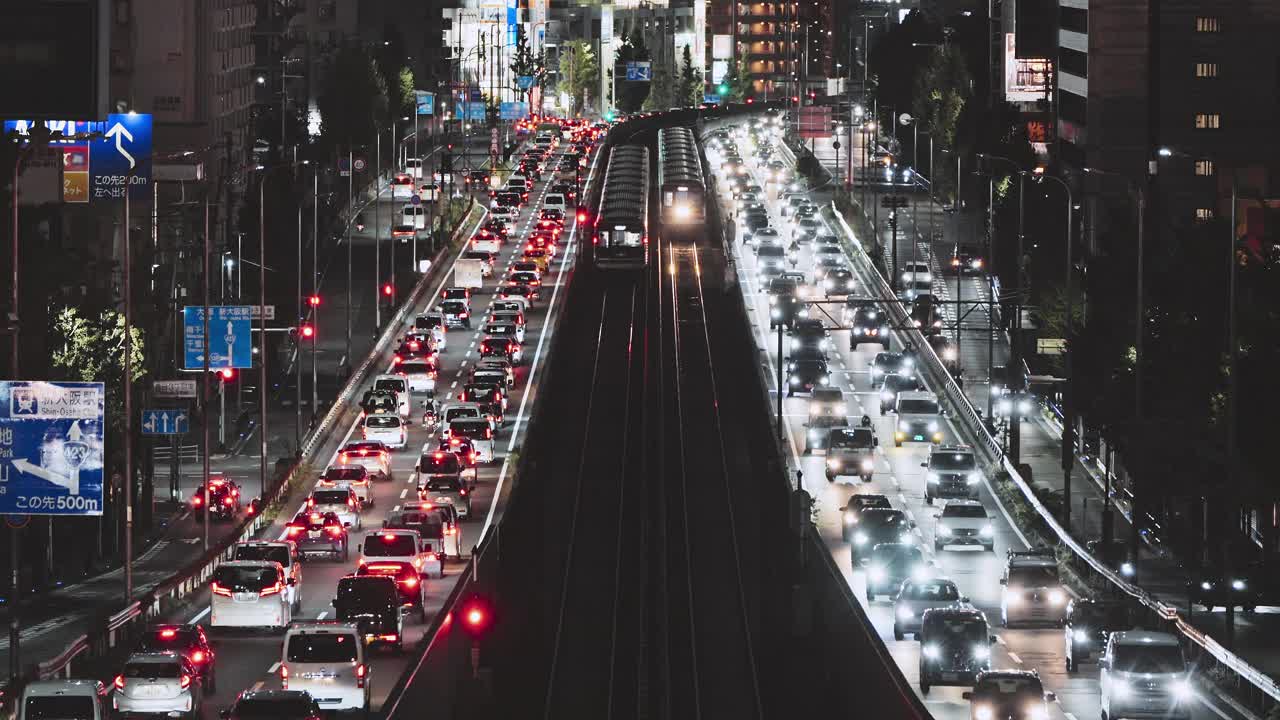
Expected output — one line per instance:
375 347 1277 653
19 680 107 720
1100 631 1192 720
543 193 568 214
402 204 427 230
404 157 423 179
281 623 370 713
372 374 411 419
209 560 292 631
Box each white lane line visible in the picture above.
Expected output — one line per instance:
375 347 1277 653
399 488 408 498
1007 652 1022 664
267 662 280 674
250 681 265 692
1063 713 1078 720
190 606 211 624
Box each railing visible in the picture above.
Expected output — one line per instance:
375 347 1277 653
828 204 1280 713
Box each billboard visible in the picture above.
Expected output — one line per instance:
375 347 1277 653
0 381 105 516
712 35 732 61
4 114 154 202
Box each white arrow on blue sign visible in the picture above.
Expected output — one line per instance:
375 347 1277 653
142 409 189 436
183 306 253 370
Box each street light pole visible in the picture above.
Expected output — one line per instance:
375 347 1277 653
311 168 318 416
1036 170 1075 530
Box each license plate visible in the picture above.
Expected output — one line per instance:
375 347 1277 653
913 435 925 441
308 530 321 538
940 672 958 681
234 592 259 602
135 685 166 698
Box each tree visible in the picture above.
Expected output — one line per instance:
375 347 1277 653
510 25 547 107
50 307 146 459
913 44 971 152
678 45 703 107
318 43 389 153
644 61 676 111
557 40 598 116
614 32 652 113
720 56 752 103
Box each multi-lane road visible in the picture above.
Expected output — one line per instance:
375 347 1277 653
719 118 1244 720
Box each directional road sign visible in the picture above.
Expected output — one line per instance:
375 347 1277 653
500 102 529 121
0 381 105 516
183 306 253 370
4 114 153 201
625 62 652 81
517 75 535 91
153 380 198 399
142 409 189 436
415 90 435 116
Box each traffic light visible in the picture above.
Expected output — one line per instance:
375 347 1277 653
381 283 395 303
459 595 492 638
308 295 321 307
300 324 315 339
717 83 729 95
576 207 588 224
217 368 235 382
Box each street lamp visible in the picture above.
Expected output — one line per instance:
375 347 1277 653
976 153 1025 436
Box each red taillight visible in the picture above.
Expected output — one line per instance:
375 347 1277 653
114 675 126 690
259 582 283 597
280 664 289 689
160 628 177 639
192 496 202 506
223 497 234 506
190 651 206 664
425 552 438 562
409 341 420 351
211 582 232 597
327 525 343 537
402 576 420 588
356 663 367 688
348 498 356 508
179 674 192 690
246 503 256 516
287 525 301 536
460 488 468 496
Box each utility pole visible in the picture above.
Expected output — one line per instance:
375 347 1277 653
346 146 353 374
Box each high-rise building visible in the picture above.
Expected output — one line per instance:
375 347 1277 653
718 1 833 99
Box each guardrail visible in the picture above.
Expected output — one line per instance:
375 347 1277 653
828 203 1280 713
0 197 484 710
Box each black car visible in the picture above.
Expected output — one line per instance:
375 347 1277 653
864 542 926 601
1187 568 1259 613
909 294 944 336
191 476 242 520
356 561 426 620
918 607 994 694
1064 598 1130 671
461 383 506 424
879 372 923 413
823 267 856 297
770 292 805 329
850 508 914 562
963 670 1054 718
849 305 890 350
360 389 398 417
743 211 770 233
827 428 878 484
333 575 406 652
223 690 323 720
870 351 913 382
928 334 959 374
481 218 509 240
785 358 829 396
439 300 470 328
549 181 576 201
839 491 890 538
138 624 216 691
286 511 348 561
949 243 985 275
788 319 829 357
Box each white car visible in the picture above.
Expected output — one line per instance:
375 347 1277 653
491 204 519 222
337 441 393 481
934 499 995 551
414 311 447 350
543 192 568 214
363 413 407 450
112 653 204 719
308 487 362 529
440 402 489 430
372 374 411 420
390 173 415 200
209 560 292 630
489 310 526 343
317 465 373 507
404 157 424 179
230 541 303 612
402 204 427 229
281 624 370 713
491 297 529 314
901 261 932 286
358 528 442 579
442 417 495 464
401 500 462 560
396 358 436 394
892 577 964 640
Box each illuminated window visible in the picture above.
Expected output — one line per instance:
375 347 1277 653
1196 17 1220 32
1195 208 1215 221
1195 159 1215 176
1195 63 1218 78
1194 113 1221 129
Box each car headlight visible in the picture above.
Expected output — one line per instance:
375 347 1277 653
972 644 990 660
881 392 893 402
911 564 928 582
896 607 915 620
898 421 909 431
926 473 939 484
870 367 883 377
1006 591 1023 606
854 532 868 545
900 533 915 545
819 375 829 385
1232 579 1246 591
1048 589 1066 606
768 295 778 305
1121 562 1135 577
980 524 994 536
860 458 874 471
967 471 982 485
1169 679 1193 701
1200 581 1212 591
824 280 834 290
771 307 781 317
828 458 842 469
854 327 864 335
868 564 886 582
974 706 994 720
1073 630 1089 643
880 326 889 335
927 421 939 433
922 644 940 659
1111 680 1132 699
835 404 847 415
809 429 821 440
937 524 953 536
1026 705 1049 720
789 375 799 384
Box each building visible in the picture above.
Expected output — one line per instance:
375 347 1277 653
717 1 833 100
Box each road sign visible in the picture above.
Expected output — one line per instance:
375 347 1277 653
4 515 30 529
469 87 483 102
141 409 189 436
625 62 652 81
0 381 105 516
1037 338 1067 355
415 91 435 116
183 306 253 370
410 193 422 206
353 157 367 173
247 305 276 321
4 114 153 201
499 102 529 120
153 380 198 399
517 75 535 91
703 93 722 105
490 127 500 156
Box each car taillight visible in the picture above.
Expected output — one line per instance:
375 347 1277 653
348 498 355 507
425 552 438 562
287 525 301 536
280 664 289 689
356 663 367 688
260 582 283 597
192 496 202 506
223 497 234 506
179 674 192 690
211 582 232 597
448 527 458 536
327 525 343 537
402 576 419 588
190 651 206 664
114 675 126 690
460 488 468 496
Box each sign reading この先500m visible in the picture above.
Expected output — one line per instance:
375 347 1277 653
0 382 105 516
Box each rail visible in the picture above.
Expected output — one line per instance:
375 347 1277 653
828 203 1280 711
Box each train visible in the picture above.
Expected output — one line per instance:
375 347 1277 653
593 144 650 269
656 126 706 226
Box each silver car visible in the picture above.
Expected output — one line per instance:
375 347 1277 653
112 653 204 719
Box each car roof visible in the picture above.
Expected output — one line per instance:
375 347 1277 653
218 559 280 568
1110 630 1179 647
932 445 973 454
941 499 984 509
23 679 106 696
285 621 361 636
126 651 185 664
898 391 937 401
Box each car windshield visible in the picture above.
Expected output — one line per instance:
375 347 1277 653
425 476 463 491
423 454 461 473
830 429 874 449
286 633 359 663
873 545 922 567
373 379 404 394
884 375 917 391
125 660 183 678
400 362 433 375
975 677 1042 701
441 301 467 313
213 565 278 591
391 513 444 537
24 697 96 720
931 453 975 471
898 399 939 414
451 421 490 439
230 698 314 719
232 545 290 566
757 246 784 258
907 581 960 601
943 504 987 519
323 468 365 483
139 628 199 651
443 407 477 422
862 511 906 528
364 534 417 556
311 490 350 505
812 389 841 402
926 616 987 644
1008 566 1060 586
365 416 401 429
852 496 890 510
1113 644 1185 673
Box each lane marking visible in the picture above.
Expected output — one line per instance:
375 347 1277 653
1007 652 1022 664
190 606 211 624
399 488 408 498
267 662 280 674
251 681 265 692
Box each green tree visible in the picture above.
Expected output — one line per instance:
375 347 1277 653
318 43 389 152
510 25 546 107
912 44 971 152
644 61 676 111
50 307 146 458
678 45 703 106
557 40 599 116
720 56 751 102
614 32 653 113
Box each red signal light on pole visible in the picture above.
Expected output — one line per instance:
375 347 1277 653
308 295 321 307
382 283 394 298
460 596 491 637
300 324 315 339
218 368 235 381
576 208 588 223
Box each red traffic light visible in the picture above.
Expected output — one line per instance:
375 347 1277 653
746 98 755 104
308 295 321 306
218 368 235 381
576 208 588 223
382 283 394 297
459 596 491 637
300 325 315 338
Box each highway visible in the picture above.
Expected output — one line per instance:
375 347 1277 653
716 116 1246 720
89 137 592 717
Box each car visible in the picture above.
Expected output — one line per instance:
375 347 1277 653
909 294 944 335
918 607 994 694
901 260 932 286
231 541 303 612
384 505 456 567
922 446 981 505
286 511 349 561
878 372 923 414
849 304 890 350
440 401 490 429
306 487 362 529
785 358 829 396
507 269 543 289
498 283 538 307
190 474 241 520
359 413 406 451
491 204 519 222
394 332 437 361
1186 568 1259 612
928 335 959 374
949 243 985 275
893 577 964 640
439 299 471 328
470 230 502 254
281 623 372 710
221 690 323 720
414 310 447 349
963 670 1056 720
400 204 427 231
481 217 509 240
742 226 779 247
840 495 893 542
892 391 943 447
788 318 830 355
1064 598 1130 672
112 653 204 719
755 243 787 281
136 624 216 692
359 389 398 418
461 382 507 424
804 414 847 454
390 173 415 199
337 441 392 481
933 499 994 551
489 311 526 342
1099 631 1192 720
358 528 440 579
806 387 846 425
826 427 878 483
1001 547 1067 627
209 560 292 631
850 508 915 563
443 417 496 463
822 267 856 297
870 351 913 381
863 542 927 601
356 561 428 620
396 358 437 394
371 374 411 419
415 451 472 515
441 286 471 308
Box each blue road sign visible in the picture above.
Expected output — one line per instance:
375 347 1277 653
500 102 529 120
410 193 422 206
704 93 722 104
183 306 253 370
0 382 105 516
469 87 483 103
415 91 435 116
4 114 153 201
142 409 189 436
517 75 535 91
625 62 652 82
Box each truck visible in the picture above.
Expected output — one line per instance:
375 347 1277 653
453 258 485 289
